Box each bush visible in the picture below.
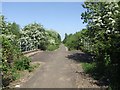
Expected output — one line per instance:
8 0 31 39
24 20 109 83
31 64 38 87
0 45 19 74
47 44 59 51
14 56 31 70
2 56 31 87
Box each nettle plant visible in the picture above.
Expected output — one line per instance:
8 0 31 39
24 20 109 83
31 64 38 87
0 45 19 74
1 15 31 87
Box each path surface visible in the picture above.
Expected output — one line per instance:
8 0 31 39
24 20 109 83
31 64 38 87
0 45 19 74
21 44 99 88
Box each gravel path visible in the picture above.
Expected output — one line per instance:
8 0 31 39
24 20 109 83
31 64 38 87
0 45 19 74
20 44 101 88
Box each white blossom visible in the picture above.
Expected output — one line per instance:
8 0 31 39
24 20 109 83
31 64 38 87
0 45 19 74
49 39 55 44
108 12 112 15
106 30 111 34
111 20 115 23
115 10 119 14
109 18 114 21
96 23 100 26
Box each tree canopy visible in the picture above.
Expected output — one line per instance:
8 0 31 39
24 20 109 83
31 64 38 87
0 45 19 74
63 2 120 89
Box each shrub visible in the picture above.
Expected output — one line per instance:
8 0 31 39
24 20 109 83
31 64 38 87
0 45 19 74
14 56 31 70
47 44 59 51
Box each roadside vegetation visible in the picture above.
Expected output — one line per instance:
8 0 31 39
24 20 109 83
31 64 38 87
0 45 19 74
46 30 61 51
0 15 61 88
20 23 61 52
63 2 120 90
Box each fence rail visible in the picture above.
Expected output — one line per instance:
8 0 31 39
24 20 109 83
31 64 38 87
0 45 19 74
22 49 39 54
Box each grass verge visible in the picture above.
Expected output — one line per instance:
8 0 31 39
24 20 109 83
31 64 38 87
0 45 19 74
82 62 110 88
82 62 96 74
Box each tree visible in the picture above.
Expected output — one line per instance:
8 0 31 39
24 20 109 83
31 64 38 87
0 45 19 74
9 22 20 38
46 30 61 45
81 2 120 89
63 33 68 43
45 30 61 51
20 23 48 51
1 15 31 87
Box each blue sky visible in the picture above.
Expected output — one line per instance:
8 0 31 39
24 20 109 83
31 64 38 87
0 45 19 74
2 2 86 40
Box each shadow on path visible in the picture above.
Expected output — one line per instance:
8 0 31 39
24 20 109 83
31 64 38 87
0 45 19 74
66 52 93 63
66 51 109 87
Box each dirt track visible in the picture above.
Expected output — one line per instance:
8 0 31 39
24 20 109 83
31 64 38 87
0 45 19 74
20 44 101 88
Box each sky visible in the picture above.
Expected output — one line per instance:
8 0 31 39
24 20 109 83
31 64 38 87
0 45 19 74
2 2 87 40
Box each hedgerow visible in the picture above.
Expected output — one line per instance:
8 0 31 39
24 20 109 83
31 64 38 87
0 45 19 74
63 2 120 89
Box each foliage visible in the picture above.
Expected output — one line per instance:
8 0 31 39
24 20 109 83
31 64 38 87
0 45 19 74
46 30 61 45
20 23 48 51
1 15 61 87
45 30 61 51
82 62 96 74
63 2 120 89
1 15 31 87
14 56 31 70
81 2 120 89
63 29 90 51
47 44 59 51
20 24 61 51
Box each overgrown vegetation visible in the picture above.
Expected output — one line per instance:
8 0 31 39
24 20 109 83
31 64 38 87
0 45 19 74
63 2 120 89
1 15 32 87
20 24 61 51
46 30 61 51
0 15 61 88
82 63 96 74
47 44 59 51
